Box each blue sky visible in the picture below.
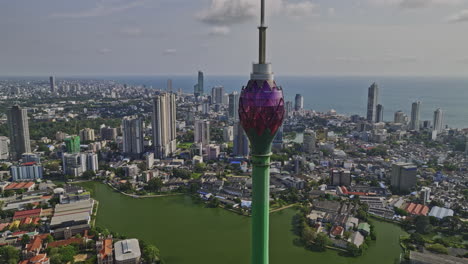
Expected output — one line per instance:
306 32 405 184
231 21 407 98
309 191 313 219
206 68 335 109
2 0 468 76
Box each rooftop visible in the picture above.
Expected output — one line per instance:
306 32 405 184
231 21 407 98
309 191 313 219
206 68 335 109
114 239 141 261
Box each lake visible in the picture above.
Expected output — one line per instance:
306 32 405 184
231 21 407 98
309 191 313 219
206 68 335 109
80 181 405 264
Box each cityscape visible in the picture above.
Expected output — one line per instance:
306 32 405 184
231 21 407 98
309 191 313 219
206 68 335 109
1 1 468 264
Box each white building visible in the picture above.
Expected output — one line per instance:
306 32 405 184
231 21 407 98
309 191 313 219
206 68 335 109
152 93 177 159
11 163 43 181
433 108 444 133
194 120 210 146
122 116 144 156
0 136 9 160
410 101 421 131
223 126 234 142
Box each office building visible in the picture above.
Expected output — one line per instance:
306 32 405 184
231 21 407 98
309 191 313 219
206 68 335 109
294 94 303 111
114 239 141 264
63 153 87 177
223 126 234 142
394 111 407 124
79 128 95 142
49 76 56 93
273 126 283 148
205 144 220 160
376 104 384 123
228 91 240 120
433 108 444 133
144 152 154 169
7 105 31 160
167 79 172 92
122 116 144 156
366 83 379 122
194 120 210 146
330 169 351 186
11 163 43 181
152 93 177 159
22 153 40 163
0 136 9 160
410 101 421 131
86 152 99 172
100 126 117 141
391 162 417 193
211 86 225 105
65 136 81 154
50 200 93 239
303 129 316 154
194 71 204 97
233 122 249 156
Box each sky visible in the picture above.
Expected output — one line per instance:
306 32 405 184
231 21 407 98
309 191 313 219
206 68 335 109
2 0 468 76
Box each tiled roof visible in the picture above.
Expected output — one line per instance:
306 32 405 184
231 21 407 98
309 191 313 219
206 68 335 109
47 237 83 248
26 236 43 252
13 209 42 220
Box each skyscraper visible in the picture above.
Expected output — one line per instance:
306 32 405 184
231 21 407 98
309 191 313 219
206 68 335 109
62 153 87 177
194 120 210 146
394 110 407 124
194 71 204 97
376 104 384 123
391 162 417 193
122 116 144 156
49 76 56 93
285 101 293 117
211 86 225 105
366 83 379 122
433 108 444 133
330 169 351 187
152 93 177 159
294 94 303 111
228 91 240 120
272 126 283 148
167 79 172 92
64 136 81 154
410 101 421 131
7 105 31 160
79 128 95 142
86 152 99 172
233 122 249 156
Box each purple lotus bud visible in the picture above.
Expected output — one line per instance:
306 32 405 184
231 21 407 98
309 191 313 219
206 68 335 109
238 80 285 137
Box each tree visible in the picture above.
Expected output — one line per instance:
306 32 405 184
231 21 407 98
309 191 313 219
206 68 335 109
415 216 431 234
172 168 191 179
82 170 96 179
45 235 54 243
0 245 20 264
315 232 331 251
146 178 163 192
194 163 207 173
302 227 317 248
21 234 31 246
426 243 448 254
143 245 161 263
347 242 362 257
207 197 220 208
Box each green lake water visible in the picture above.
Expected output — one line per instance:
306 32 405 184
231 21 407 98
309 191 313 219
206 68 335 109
80 182 405 264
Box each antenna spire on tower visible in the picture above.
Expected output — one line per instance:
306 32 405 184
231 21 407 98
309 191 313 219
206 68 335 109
258 0 267 64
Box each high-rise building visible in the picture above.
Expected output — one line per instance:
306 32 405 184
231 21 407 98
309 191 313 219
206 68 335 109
410 101 421 131
85 152 99 172
0 136 9 160
100 126 117 141
194 71 204 97
22 153 40 163
223 126 234 142
394 110 407 124
376 104 384 123
228 91 240 120
7 105 31 160
303 129 316 154
122 116 144 156
79 128 95 142
420 187 431 205
433 108 444 133
65 136 81 154
233 122 249 156
62 153 87 177
194 120 210 146
330 169 351 186
285 101 293 117
49 76 56 93
11 163 43 181
211 86 225 105
366 83 379 122
152 93 177 159
167 79 172 92
272 126 283 148
391 162 417 193
294 94 303 111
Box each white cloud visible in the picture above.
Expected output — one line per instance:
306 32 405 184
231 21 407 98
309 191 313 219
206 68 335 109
284 2 318 17
447 9 468 22
209 26 231 36
163 49 177 55
98 48 112 54
368 0 466 8
197 0 316 25
120 27 143 37
50 0 146 18
328 8 336 16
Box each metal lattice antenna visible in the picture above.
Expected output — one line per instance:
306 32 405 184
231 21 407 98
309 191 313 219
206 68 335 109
258 0 267 64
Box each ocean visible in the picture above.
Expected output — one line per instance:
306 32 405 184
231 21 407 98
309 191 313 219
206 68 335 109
102 75 468 129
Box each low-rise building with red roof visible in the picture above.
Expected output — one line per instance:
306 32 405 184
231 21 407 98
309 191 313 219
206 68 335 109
20 253 50 264
5 182 35 191
24 236 43 257
13 209 42 220
97 237 114 264
330 225 344 238
47 237 83 248
405 202 429 216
